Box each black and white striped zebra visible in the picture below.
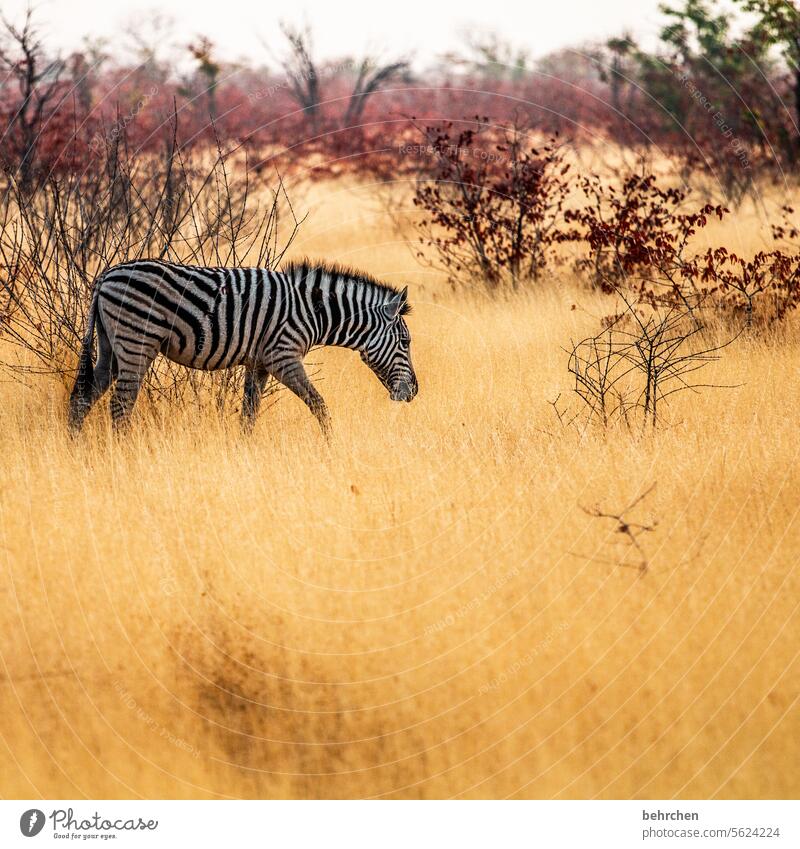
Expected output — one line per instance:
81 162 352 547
68 258 418 432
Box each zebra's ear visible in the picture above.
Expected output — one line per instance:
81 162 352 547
383 287 408 321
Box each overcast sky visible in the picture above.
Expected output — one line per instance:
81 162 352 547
6 0 667 68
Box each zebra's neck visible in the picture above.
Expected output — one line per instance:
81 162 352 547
291 264 392 351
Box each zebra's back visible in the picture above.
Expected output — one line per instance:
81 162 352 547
96 259 280 371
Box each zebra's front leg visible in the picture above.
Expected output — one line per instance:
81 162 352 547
241 364 269 432
271 359 331 435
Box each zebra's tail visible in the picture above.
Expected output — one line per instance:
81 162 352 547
68 285 100 432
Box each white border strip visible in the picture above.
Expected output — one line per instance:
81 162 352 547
3 800 799 848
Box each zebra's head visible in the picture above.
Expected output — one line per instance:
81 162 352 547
360 286 418 403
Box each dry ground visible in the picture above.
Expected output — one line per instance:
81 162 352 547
0 178 798 799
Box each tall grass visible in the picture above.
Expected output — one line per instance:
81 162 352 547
0 179 798 799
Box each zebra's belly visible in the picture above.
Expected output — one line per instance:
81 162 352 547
159 320 247 371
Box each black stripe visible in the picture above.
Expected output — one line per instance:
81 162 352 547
129 260 218 301
104 273 207 342
106 268 212 316
244 269 266 359
228 268 253 366
202 278 222 368
102 310 164 343
221 268 238 365
328 273 344 344
99 290 189 353
257 271 286 354
308 266 324 339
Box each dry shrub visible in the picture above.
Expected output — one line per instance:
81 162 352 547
564 171 727 297
0 118 300 409
563 294 739 432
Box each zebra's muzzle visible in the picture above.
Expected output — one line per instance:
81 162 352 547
390 381 416 403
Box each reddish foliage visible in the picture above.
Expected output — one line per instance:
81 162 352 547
564 172 728 294
566 171 800 326
699 247 800 326
411 119 571 289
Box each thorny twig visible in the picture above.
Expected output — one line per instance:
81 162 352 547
580 483 658 574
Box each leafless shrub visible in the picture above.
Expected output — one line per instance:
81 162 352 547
563 293 739 432
0 114 301 411
567 330 635 430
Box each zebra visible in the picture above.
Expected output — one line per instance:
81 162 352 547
68 258 418 433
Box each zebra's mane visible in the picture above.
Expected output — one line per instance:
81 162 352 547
282 259 412 316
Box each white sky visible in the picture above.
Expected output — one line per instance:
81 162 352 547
7 0 666 68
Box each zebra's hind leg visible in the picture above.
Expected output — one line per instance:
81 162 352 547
241 363 270 432
270 359 331 435
69 316 116 432
109 346 158 431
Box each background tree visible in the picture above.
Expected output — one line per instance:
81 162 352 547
0 7 65 194
122 12 178 82
736 0 800 159
620 0 781 196
280 24 321 133
188 36 221 121
604 35 636 116
458 31 532 80
342 57 410 129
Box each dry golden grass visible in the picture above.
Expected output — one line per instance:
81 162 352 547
0 178 798 799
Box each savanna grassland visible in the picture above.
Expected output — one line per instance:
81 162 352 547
0 177 798 800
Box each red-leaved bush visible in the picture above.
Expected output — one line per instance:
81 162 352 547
412 119 571 290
